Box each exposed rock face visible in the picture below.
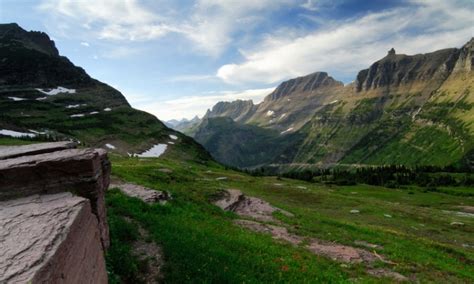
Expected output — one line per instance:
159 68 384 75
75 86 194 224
452 37 474 73
0 193 107 283
110 182 170 204
214 189 293 222
0 141 76 160
0 144 111 248
267 72 343 101
204 100 257 123
0 142 110 283
355 47 459 92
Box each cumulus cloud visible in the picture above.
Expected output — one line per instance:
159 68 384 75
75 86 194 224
80 41 90 47
133 87 275 121
217 0 474 84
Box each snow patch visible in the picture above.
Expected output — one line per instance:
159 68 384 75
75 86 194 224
137 144 168 158
279 113 287 120
70 114 85 118
105 143 116 149
36 97 47 101
329 100 338 104
28 129 46 135
168 141 175 145
36 86 76 96
0 129 35 138
169 134 178 140
103 108 112 112
66 104 86 109
281 127 294 135
89 111 99 115
266 110 274 117
8 97 27 101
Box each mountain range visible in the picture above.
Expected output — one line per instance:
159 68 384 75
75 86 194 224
0 23 209 160
173 39 474 170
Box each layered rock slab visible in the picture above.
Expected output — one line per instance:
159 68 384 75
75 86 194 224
0 144 110 247
0 193 107 283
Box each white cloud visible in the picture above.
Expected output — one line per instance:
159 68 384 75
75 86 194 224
132 87 275 121
39 0 296 56
217 0 474 84
80 41 90 47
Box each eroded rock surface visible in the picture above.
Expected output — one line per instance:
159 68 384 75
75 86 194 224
0 142 110 283
111 182 170 204
0 193 107 283
0 141 76 160
0 145 110 248
214 189 293 222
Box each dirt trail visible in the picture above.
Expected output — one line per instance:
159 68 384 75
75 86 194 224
124 217 164 283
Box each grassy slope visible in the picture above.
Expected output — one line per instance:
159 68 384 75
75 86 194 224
108 152 474 283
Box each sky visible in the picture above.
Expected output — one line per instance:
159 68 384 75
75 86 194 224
0 0 473 121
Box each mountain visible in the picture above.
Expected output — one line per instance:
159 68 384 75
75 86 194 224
193 40 474 170
166 116 202 136
0 23 209 160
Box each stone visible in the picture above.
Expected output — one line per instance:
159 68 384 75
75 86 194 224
0 141 76 160
111 182 170 204
0 193 107 283
215 189 293 222
0 146 110 248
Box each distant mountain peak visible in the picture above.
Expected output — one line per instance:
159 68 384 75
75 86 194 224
267 72 343 101
388 48 396 56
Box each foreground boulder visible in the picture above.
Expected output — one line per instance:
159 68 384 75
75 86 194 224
0 193 107 283
0 142 110 283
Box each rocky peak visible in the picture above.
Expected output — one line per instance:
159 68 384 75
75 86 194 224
0 23 59 57
355 45 461 92
267 72 343 101
205 100 257 122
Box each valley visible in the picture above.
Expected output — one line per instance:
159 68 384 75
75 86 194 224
0 20 473 284
105 149 474 282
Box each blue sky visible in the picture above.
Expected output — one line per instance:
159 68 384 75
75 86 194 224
1 0 473 120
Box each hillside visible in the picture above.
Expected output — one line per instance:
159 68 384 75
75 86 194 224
105 153 474 283
193 40 474 170
0 23 209 160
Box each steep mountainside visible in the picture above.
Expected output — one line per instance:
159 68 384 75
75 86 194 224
0 23 209 160
194 40 474 169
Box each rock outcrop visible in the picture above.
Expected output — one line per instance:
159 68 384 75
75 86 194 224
0 142 110 283
355 47 459 93
0 193 107 283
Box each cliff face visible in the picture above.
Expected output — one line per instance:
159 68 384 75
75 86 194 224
266 72 343 101
355 47 459 94
0 142 111 283
204 100 257 123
